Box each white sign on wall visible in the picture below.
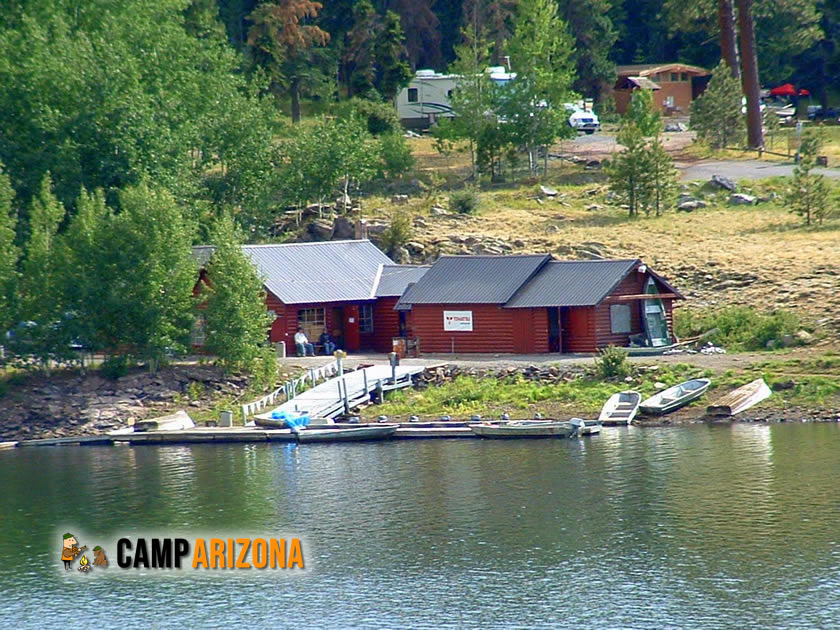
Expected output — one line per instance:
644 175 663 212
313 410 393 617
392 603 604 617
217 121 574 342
443 310 473 332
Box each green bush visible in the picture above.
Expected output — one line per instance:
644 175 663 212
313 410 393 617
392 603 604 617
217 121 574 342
379 132 414 178
337 98 401 136
595 345 632 379
449 188 480 214
100 355 130 380
674 306 803 351
378 211 414 260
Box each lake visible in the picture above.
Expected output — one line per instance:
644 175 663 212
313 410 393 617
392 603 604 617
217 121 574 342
1 423 839 628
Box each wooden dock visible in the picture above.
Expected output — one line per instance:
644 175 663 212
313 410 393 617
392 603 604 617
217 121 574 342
10 423 480 448
256 364 426 420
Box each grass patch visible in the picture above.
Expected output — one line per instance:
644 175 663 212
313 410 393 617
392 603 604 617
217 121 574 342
674 306 805 351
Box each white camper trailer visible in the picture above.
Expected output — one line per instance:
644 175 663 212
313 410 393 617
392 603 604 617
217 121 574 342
395 70 458 129
395 67 515 129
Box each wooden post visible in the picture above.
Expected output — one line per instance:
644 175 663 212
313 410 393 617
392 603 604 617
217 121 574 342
376 380 383 404
342 377 350 414
363 369 368 395
309 368 315 386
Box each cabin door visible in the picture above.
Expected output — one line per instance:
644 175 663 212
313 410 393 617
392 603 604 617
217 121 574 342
548 308 561 352
642 277 670 347
344 304 361 352
559 307 572 352
331 307 344 349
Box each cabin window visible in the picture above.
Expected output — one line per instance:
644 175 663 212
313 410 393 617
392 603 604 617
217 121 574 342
681 72 688 81
407 88 418 103
297 308 325 339
665 95 675 108
360 304 374 333
670 72 679 82
610 304 632 334
447 89 453 98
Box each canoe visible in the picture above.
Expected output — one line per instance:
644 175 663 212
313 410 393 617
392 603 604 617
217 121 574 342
570 418 601 436
470 420 576 439
599 391 642 425
706 378 772 417
294 424 399 443
639 378 712 415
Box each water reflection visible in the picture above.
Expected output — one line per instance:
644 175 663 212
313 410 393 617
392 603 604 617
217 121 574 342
1 424 840 628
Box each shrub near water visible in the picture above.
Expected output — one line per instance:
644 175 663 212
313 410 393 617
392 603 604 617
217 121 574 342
449 188 480 214
674 306 802 351
595 345 633 379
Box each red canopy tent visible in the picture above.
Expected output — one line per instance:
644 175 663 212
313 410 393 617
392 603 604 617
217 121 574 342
769 83 796 97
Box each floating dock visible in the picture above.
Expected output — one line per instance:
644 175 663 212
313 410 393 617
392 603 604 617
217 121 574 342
11 423 480 447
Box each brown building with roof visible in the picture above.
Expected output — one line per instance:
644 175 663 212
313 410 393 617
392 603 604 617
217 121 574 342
396 255 683 354
612 63 710 115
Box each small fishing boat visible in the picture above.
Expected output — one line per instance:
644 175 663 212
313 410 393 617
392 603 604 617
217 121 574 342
470 420 576 439
294 424 399 443
706 378 771 417
639 378 712 415
599 391 642 425
571 418 601 436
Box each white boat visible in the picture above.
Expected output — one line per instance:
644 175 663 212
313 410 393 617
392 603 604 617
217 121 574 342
599 391 642 425
706 378 771 416
639 378 711 415
470 420 576 439
294 424 399 443
571 418 601 436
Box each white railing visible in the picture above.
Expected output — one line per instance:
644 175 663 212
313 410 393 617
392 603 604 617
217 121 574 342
241 360 341 419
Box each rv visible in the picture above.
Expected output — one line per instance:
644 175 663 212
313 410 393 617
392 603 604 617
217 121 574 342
395 67 515 129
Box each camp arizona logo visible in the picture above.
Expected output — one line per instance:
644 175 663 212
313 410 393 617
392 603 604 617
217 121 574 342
61 532 305 574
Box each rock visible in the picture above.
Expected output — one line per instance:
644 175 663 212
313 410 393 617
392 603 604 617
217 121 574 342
781 334 795 347
396 247 411 263
585 203 602 211
391 194 409 205
430 205 447 216
772 380 796 391
678 200 704 212
664 122 687 132
539 185 558 197
624 376 634 383
413 217 428 228
654 382 667 389
710 175 738 192
405 241 425 255
795 330 814 344
307 219 333 241
757 192 779 203
766 339 776 349
331 216 355 240
586 160 601 169
730 193 756 205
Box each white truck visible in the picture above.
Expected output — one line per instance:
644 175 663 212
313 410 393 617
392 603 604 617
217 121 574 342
564 103 600 134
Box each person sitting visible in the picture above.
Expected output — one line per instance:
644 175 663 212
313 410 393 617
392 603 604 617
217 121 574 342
294 327 315 357
319 331 337 355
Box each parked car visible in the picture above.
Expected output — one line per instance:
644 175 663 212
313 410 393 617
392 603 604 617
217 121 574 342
564 104 600 134
807 105 838 120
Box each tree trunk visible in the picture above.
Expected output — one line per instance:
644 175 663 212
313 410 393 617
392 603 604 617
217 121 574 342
717 0 740 79
736 0 763 149
291 76 302 123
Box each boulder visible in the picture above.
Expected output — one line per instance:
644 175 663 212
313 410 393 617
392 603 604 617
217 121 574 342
391 194 409 205
664 122 687 132
405 241 425 255
730 193 756 205
677 200 703 212
331 216 355 240
307 219 333 241
795 330 814 345
710 175 738 192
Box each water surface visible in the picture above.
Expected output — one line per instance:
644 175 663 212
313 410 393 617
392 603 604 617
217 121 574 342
1 423 839 628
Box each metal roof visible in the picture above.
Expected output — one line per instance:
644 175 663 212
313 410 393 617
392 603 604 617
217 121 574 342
616 63 708 77
193 240 393 304
397 255 550 306
374 265 430 297
504 259 641 308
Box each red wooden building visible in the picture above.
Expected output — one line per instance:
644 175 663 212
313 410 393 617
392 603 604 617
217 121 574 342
194 240 428 355
396 255 683 354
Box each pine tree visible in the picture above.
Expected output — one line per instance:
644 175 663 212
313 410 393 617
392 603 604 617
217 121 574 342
17 174 66 366
374 11 412 101
202 214 272 371
690 61 745 149
247 0 330 122
0 161 18 337
343 0 378 97
645 138 678 217
607 124 652 217
504 0 577 175
625 89 661 138
787 132 830 226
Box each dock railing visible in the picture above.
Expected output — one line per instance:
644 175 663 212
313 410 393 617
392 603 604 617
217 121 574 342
241 359 341 420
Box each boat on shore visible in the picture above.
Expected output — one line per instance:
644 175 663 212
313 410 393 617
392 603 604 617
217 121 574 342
470 420 577 439
599 391 642 425
294 424 399 443
706 378 772 417
640 378 711 415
